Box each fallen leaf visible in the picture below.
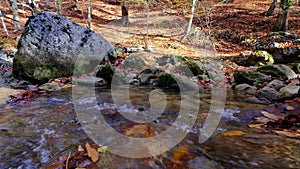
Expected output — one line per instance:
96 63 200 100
222 130 246 136
261 111 282 121
254 116 270 123
273 130 300 138
123 124 155 137
247 124 265 128
98 146 108 153
85 143 99 163
78 145 84 152
285 105 295 111
172 146 190 164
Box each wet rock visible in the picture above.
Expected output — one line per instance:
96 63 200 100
233 69 271 87
179 60 204 77
275 85 300 101
257 64 297 79
38 81 61 91
255 32 300 63
235 83 257 95
256 86 279 101
266 79 286 91
287 62 300 74
246 50 274 66
157 73 200 92
96 65 126 85
139 68 164 85
74 76 107 87
122 54 146 69
13 12 115 84
0 87 19 105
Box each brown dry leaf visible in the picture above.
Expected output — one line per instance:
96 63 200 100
173 146 190 164
123 124 155 137
254 116 271 123
273 130 300 138
293 98 300 103
261 111 282 121
222 130 246 136
247 124 265 128
285 105 295 111
85 143 99 163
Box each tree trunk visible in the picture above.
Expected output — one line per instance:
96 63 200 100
75 0 79 9
273 9 290 31
10 0 21 32
87 0 92 30
121 0 129 26
57 0 62 15
273 0 291 31
0 11 9 37
265 0 278 16
186 0 197 34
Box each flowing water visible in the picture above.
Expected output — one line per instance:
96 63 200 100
0 86 299 169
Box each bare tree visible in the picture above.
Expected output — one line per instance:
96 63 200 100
10 0 21 32
121 0 129 26
0 10 9 37
273 0 292 31
87 0 92 30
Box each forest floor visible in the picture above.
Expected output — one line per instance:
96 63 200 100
0 0 300 59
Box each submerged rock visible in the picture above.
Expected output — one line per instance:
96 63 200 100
13 12 115 84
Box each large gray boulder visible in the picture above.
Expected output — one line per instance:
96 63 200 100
13 12 115 84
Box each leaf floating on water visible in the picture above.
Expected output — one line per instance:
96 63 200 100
172 145 190 164
85 143 99 163
222 130 246 136
98 146 108 153
273 130 300 138
261 111 282 121
254 116 271 123
248 124 265 128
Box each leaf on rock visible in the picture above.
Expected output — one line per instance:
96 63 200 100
222 130 246 136
85 143 99 163
254 116 271 123
98 146 108 153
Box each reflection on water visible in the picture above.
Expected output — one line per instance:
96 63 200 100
0 87 299 168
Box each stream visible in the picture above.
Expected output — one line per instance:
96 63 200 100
0 86 299 169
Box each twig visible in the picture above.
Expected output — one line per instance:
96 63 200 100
65 151 71 169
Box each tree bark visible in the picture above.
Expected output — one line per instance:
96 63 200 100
57 0 62 15
10 0 21 32
0 11 9 37
186 0 197 34
265 0 278 16
121 0 129 26
273 0 291 31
